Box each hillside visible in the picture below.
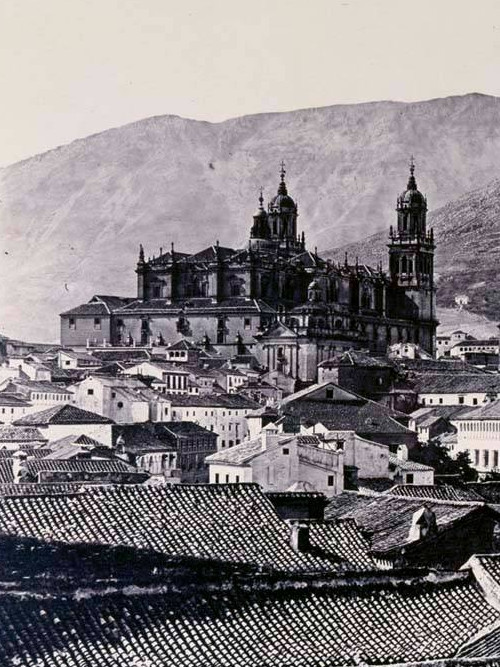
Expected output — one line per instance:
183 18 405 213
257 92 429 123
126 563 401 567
327 178 500 325
2 93 500 341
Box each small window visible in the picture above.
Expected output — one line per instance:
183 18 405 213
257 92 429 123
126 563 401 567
117 401 124 409
65 360 71 366
244 318 251 330
439 398 443 404
235 475 240 483
473 398 478 405
406 473 414 484
94 318 101 330
459 396 465 405
229 440 234 447
225 474 230 483
221 440 226 448
87 388 94 396
111 391 116 398
69 318 76 330
215 473 219 484
327 475 335 487
283 448 289 455
326 388 334 399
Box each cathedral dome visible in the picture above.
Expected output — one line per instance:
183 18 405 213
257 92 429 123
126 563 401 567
399 158 426 207
269 162 296 210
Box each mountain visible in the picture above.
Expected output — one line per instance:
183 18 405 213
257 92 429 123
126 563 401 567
2 93 500 342
327 178 500 325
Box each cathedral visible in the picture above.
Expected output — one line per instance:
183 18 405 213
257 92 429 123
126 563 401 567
61 160 437 381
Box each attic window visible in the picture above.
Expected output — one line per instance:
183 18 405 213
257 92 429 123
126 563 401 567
68 318 76 330
87 389 94 396
326 389 334 399
94 318 101 330
282 448 289 455
244 318 251 329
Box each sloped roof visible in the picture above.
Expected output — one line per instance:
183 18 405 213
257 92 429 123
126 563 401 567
326 493 490 555
0 425 47 442
415 374 500 395
318 350 394 369
0 458 138 483
13 404 114 426
0 571 497 666
0 484 332 573
389 455 434 472
454 399 500 420
386 484 485 502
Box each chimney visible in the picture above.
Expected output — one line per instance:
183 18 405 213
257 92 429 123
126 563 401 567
408 506 437 542
289 521 310 553
12 450 28 484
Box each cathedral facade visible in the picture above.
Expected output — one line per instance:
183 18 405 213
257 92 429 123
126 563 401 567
61 161 437 381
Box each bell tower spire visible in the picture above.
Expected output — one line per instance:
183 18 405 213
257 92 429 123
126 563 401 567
387 158 437 354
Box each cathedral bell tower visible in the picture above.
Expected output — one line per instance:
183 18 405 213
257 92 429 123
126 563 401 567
389 157 434 290
388 157 437 352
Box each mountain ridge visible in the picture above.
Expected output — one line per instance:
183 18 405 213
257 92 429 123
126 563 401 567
2 92 500 341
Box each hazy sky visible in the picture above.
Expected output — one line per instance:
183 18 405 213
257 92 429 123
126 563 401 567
1 0 499 166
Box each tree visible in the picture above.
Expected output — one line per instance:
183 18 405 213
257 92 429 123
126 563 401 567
410 439 477 482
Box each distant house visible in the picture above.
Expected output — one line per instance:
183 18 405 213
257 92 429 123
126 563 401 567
0 379 73 411
408 405 468 443
72 375 169 423
57 350 103 370
207 425 344 496
278 381 416 451
7 356 51 381
435 329 471 358
388 454 434 486
0 425 47 449
111 424 179 481
162 393 261 449
451 400 500 472
0 394 32 424
317 350 395 401
416 374 500 407
450 339 499 361
121 361 191 394
13 404 114 446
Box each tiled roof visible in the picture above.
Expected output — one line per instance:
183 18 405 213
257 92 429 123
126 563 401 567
326 493 489 555
60 296 134 316
392 358 488 374
467 482 500 503
387 484 486 502
206 435 293 466
415 374 500 395
0 484 332 573
282 399 412 437
0 425 47 442
0 572 497 666
454 399 500 420
42 434 111 459
91 349 151 361
389 455 434 472
2 379 73 395
60 302 111 316
13 404 114 425
166 393 260 409
318 351 394 369
308 519 376 570
0 448 48 460
111 424 176 453
160 422 217 437
0 393 31 407
0 458 138 483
